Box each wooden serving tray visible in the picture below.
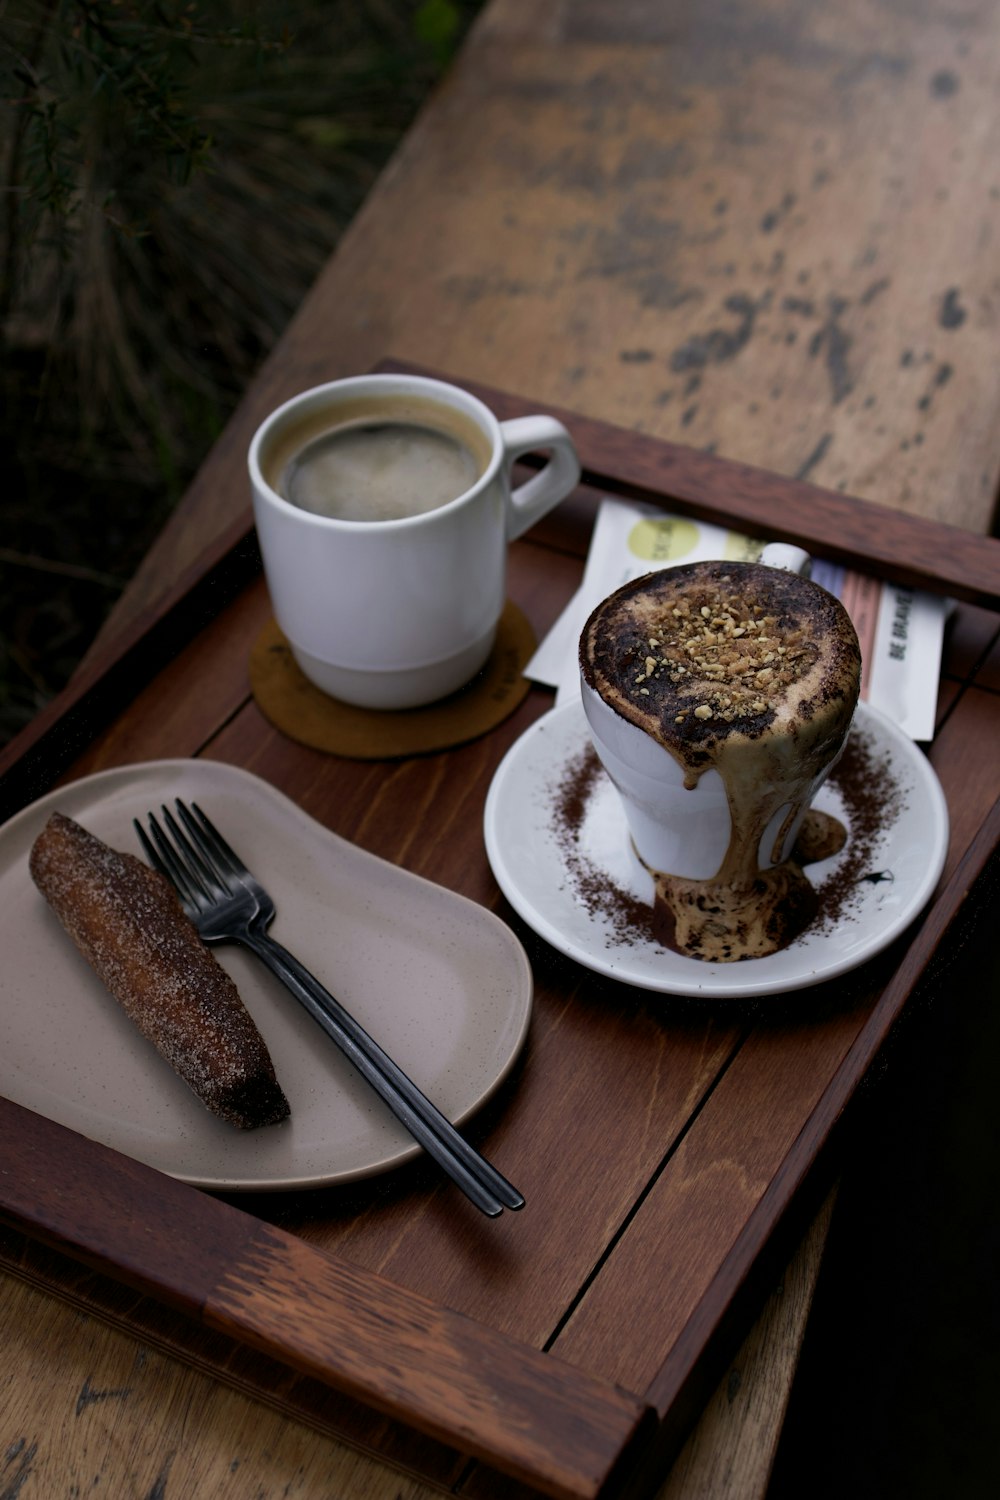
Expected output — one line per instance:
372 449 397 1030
2 367 999 1500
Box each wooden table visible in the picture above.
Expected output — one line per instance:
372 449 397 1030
4 2 1000 1496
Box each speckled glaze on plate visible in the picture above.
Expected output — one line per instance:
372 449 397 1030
2 760 532 1192
484 699 948 998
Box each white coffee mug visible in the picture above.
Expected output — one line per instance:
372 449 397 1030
249 373 580 709
580 543 831 881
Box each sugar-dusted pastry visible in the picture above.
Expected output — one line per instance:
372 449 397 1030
29 811 290 1129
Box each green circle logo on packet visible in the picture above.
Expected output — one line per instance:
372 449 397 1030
627 519 766 564
722 532 764 561
627 518 700 561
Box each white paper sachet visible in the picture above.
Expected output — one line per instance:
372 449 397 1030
525 497 948 741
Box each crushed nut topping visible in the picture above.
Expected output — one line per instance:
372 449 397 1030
626 581 817 723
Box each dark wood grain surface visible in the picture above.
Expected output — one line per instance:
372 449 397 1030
88 2 1000 668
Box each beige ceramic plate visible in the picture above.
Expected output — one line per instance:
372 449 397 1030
1 760 532 1192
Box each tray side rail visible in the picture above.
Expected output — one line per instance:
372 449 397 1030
0 522 261 825
0 1098 655 1500
380 361 1000 610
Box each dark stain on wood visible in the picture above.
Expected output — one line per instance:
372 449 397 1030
939 287 967 328
859 277 891 306
144 1453 175 1500
930 69 960 97
795 432 834 481
808 297 853 404
1 1440 37 1500
835 51 909 91
917 362 954 411
619 349 655 364
614 136 695 189
585 205 694 307
442 272 533 305
623 275 704 311
669 291 764 372
760 192 796 233
76 1377 133 1416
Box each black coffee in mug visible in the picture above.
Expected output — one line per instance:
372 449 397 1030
261 394 492 523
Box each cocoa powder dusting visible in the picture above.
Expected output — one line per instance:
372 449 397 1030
550 726 905 956
553 747 653 943
808 726 906 933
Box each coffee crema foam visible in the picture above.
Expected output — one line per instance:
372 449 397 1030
580 561 861 962
261 393 492 523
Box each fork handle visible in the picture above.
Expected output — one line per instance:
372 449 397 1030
239 931 524 1216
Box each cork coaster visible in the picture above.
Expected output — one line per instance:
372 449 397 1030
249 601 536 759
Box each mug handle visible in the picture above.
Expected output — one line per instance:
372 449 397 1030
499 416 581 540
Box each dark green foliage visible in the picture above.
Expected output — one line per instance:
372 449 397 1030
0 0 478 743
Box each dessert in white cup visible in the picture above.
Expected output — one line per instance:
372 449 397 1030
579 545 860 961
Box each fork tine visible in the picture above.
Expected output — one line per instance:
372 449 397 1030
133 817 170 882
162 804 232 898
134 811 207 913
177 801 245 883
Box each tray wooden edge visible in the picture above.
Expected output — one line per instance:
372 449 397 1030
0 519 260 823
378 359 1000 610
0 1096 655 1500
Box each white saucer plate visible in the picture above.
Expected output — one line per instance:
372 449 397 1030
484 699 948 998
2 760 532 1192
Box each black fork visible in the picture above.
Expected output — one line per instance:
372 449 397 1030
135 800 524 1218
